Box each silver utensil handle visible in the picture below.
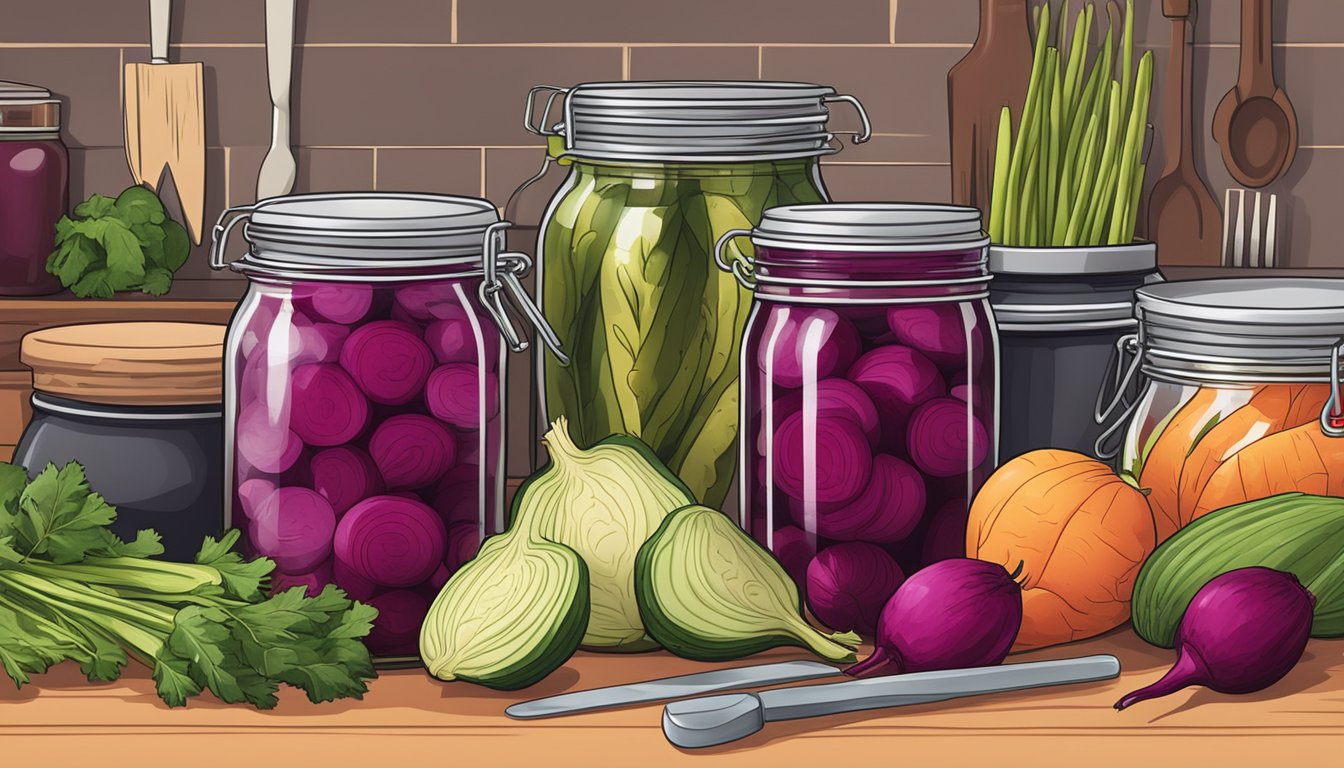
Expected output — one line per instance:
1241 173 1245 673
265 0 295 107
506 661 840 720
149 0 171 63
757 655 1121 722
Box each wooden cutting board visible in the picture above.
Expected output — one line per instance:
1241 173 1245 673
948 0 1034 217
123 0 206 245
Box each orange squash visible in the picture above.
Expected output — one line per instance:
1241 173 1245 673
968 449 1156 651
1138 386 1224 543
1192 419 1344 520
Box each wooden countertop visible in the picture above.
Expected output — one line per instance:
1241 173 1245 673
3 629 1341 766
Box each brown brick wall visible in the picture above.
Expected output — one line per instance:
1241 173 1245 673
4 0 1339 276
3 0 1342 477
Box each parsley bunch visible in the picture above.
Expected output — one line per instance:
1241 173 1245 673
46 185 191 298
0 462 379 709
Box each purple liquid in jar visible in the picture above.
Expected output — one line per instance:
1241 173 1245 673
0 136 67 295
228 278 504 658
740 205 998 638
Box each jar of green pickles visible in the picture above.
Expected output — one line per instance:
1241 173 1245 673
524 81 871 507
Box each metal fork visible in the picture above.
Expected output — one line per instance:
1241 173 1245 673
1221 189 1279 268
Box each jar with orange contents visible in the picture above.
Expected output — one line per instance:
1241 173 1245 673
1096 278 1344 544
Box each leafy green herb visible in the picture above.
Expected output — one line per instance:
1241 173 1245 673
47 185 192 298
0 461 378 708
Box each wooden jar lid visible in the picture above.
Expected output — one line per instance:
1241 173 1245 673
21 322 227 406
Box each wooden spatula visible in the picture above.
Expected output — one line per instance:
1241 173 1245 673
1147 0 1221 265
123 0 206 245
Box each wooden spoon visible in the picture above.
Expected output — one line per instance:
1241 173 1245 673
1147 0 1221 265
1212 0 1297 188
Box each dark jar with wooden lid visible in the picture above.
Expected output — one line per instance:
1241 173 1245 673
14 322 227 560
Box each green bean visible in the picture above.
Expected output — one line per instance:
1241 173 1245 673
1086 82 1123 245
1108 50 1152 243
1045 48 1062 243
1119 0 1134 118
1064 114 1101 245
989 107 1012 242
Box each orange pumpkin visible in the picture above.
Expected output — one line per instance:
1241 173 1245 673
1193 418 1344 520
967 449 1156 651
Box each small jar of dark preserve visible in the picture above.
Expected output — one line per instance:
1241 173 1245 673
15 322 227 560
722 203 999 636
0 81 68 296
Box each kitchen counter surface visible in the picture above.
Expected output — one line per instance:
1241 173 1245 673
3 630 1341 766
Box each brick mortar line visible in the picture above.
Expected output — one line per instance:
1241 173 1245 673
6 41 1344 48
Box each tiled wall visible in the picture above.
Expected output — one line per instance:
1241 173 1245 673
4 1 1341 279
3 0 1342 474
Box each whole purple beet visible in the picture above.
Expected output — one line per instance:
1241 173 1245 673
845 557 1023 678
1115 567 1314 710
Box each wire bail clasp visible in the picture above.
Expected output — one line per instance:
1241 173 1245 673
480 222 570 366
1321 338 1344 438
1093 333 1144 459
209 204 257 270
713 228 757 290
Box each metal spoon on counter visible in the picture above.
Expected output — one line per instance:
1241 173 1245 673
663 654 1122 749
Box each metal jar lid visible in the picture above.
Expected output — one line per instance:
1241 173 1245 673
989 243 1159 331
745 203 989 253
211 192 503 273
1135 277 1344 382
0 81 61 137
209 192 568 363
22 322 225 406
525 81 871 162
714 203 991 300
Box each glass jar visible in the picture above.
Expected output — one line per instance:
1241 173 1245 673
211 192 563 661
0 81 67 296
525 81 871 508
1098 278 1344 544
15 322 226 560
728 203 999 623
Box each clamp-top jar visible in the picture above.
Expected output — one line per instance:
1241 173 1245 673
524 81 870 509
211 192 564 660
724 203 998 635
1098 278 1344 545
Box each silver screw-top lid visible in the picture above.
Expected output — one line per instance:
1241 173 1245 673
749 203 989 252
0 80 61 133
1136 278 1344 382
526 81 871 162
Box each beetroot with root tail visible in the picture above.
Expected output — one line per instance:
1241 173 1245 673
846 557 1023 678
1115 567 1314 711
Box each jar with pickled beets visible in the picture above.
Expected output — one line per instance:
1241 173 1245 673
723 203 1000 637
211 193 566 661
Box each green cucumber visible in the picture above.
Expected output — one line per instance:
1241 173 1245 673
1131 493 1344 648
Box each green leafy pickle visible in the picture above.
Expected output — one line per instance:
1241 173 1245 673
540 159 825 506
